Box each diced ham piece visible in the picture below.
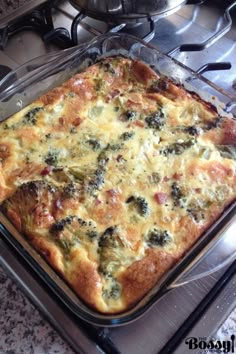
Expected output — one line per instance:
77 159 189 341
163 176 170 182
106 189 117 198
72 117 82 127
173 173 183 180
154 192 168 205
134 120 145 128
41 165 53 176
94 198 102 206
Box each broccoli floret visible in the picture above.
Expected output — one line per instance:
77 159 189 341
126 196 150 216
187 207 205 223
120 131 135 141
106 143 122 152
171 182 185 207
97 150 109 167
124 111 136 121
50 216 97 253
216 145 236 160
44 150 60 166
99 226 119 248
102 280 121 300
2 180 56 233
149 172 161 184
86 139 101 151
147 228 171 247
184 126 200 136
136 197 149 216
161 139 195 156
77 218 87 227
98 226 123 277
23 107 43 125
63 182 79 199
87 168 104 195
97 142 124 168
86 230 98 240
50 216 74 234
145 110 165 130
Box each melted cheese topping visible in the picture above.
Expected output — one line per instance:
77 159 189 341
1 57 236 313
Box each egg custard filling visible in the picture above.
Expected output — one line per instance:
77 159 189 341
1 57 236 313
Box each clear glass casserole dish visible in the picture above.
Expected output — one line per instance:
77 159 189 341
0 33 235 326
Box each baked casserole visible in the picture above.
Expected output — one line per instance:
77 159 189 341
0 57 236 313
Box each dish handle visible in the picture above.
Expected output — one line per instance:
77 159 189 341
0 44 85 101
168 218 236 289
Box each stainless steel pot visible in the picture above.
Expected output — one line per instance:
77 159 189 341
69 0 188 23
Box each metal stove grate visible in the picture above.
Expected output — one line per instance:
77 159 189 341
0 0 52 27
64 0 236 71
168 1 236 54
0 0 71 49
0 0 32 19
0 0 235 63
1 0 236 96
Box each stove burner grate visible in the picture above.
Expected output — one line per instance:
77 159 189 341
168 0 236 55
0 0 234 87
0 0 234 58
0 0 72 49
0 0 206 49
0 0 32 19
0 0 234 79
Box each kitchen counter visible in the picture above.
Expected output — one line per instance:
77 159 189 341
0 266 74 354
0 265 235 354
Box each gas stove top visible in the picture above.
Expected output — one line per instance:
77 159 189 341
0 1 236 353
1 1 236 97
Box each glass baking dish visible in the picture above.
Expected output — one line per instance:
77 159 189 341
0 33 236 326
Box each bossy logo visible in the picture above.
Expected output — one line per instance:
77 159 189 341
185 335 235 353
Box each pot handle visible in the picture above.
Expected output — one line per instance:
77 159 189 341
167 217 236 289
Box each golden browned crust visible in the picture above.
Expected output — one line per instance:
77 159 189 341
118 249 177 308
32 236 65 274
132 60 159 84
1 56 236 314
67 248 103 310
221 117 236 145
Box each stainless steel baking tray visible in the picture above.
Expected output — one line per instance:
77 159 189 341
0 33 236 326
